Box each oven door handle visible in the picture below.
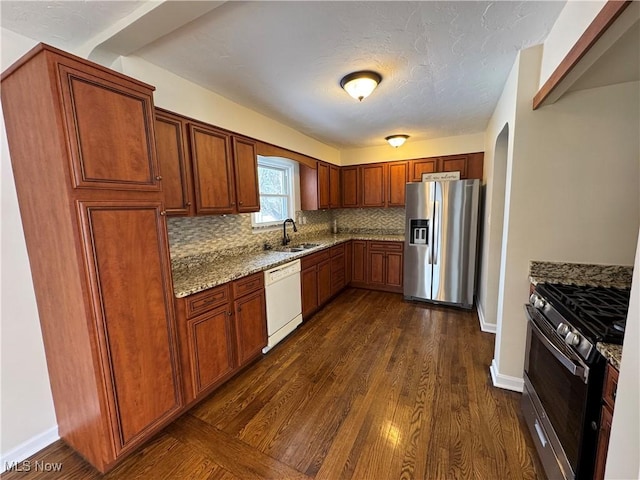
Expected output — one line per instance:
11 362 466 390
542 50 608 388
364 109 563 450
525 305 589 383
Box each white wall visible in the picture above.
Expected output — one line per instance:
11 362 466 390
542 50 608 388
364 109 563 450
539 0 607 88
0 28 58 469
490 42 639 388
606 231 640 479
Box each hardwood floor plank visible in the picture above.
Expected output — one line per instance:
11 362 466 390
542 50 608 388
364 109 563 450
167 415 311 480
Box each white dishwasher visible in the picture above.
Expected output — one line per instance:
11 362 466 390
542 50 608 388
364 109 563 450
263 259 303 353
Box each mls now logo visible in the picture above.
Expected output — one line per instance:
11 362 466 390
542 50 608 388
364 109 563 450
5 460 63 472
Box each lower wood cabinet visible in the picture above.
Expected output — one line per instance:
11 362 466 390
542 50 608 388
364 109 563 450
594 363 619 480
176 272 266 405
301 244 349 320
352 240 404 293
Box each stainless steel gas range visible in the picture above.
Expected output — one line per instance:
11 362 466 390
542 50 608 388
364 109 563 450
522 283 629 480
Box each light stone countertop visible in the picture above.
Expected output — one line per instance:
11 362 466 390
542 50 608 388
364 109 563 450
172 233 405 298
528 260 633 289
596 343 623 370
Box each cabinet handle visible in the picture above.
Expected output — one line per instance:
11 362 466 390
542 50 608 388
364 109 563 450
156 175 162 181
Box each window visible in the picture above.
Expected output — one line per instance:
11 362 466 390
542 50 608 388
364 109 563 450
252 157 295 228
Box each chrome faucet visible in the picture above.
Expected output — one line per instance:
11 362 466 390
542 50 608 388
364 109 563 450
282 218 298 245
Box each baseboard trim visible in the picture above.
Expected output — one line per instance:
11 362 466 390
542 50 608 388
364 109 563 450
0 426 59 473
476 300 497 334
490 359 524 392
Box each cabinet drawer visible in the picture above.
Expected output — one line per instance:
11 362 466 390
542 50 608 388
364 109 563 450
369 241 403 252
301 250 330 269
603 364 619 410
185 284 230 319
330 243 345 257
233 272 264 298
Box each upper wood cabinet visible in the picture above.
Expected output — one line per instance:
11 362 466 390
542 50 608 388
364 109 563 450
440 154 468 178
232 136 261 213
301 161 341 211
300 162 319 211
154 109 260 216
58 64 161 192
318 162 330 209
154 109 193 215
387 161 409 207
409 158 438 182
341 166 360 207
189 123 236 215
329 164 341 208
361 163 386 207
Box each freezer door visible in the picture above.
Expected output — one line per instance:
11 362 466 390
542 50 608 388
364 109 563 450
431 180 479 307
403 182 435 300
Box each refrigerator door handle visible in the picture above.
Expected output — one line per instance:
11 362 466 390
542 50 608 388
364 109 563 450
433 201 439 265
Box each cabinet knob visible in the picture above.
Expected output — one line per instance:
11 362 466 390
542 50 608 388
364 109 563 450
186 202 192 207
160 211 166 216
231 202 236 206
155 175 162 181
227 311 232 316
239 201 243 205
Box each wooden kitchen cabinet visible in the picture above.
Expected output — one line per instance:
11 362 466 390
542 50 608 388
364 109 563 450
410 158 438 181
330 164 341 208
300 162 319 211
155 109 193 215
330 244 346 295
594 363 619 480
1 44 183 472
301 265 319 317
301 248 342 320
189 122 236 214
232 273 267 366
351 240 368 286
367 242 403 293
361 163 386 207
318 162 330 209
341 166 360 207
318 258 332 306
387 161 409 207
344 241 353 285
232 136 261 213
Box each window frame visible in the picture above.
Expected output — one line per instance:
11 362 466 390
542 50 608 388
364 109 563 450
251 157 296 229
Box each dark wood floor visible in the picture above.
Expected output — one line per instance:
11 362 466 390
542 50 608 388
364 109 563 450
4 288 545 479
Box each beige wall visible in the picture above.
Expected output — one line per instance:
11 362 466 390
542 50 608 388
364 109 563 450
0 28 58 468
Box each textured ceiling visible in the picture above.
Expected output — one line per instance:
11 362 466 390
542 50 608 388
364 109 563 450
0 1 147 51
134 1 566 148
1 1 567 149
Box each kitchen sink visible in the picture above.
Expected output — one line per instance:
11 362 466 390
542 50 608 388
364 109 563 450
276 243 321 253
298 243 321 249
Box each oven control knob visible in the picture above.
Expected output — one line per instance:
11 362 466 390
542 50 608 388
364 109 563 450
557 323 570 337
534 298 546 310
565 331 581 346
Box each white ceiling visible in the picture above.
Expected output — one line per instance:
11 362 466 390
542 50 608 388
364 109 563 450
1 1 567 149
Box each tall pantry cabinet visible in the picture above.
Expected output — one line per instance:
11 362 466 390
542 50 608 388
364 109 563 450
1 44 183 472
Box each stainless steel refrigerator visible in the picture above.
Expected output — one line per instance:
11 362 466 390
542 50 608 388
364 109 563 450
404 179 480 308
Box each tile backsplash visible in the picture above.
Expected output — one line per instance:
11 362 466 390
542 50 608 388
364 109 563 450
167 208 406 259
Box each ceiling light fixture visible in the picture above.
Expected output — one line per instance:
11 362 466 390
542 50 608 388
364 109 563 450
385 134 409 148
340 71 382 101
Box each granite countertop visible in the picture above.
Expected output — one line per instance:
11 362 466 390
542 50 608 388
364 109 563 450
596 343 622 370
172 233 405 298
529 260 633 289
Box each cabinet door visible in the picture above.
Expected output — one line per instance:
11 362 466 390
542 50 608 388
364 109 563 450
466 152 484 180
300 163 319 211
187 306 235 398
352 241 368 284
331 254 345 295
59 65 159 191
318 163 330 209
155 110 192 215
361 164 386 207
234 290 267 366
301 266 318 317
386 252 404 289
190 124 235 214
344 241 353 285
78 201 182 451
387 161 408 207
232 137 260 213
439 154 468 178
317 259 332 306
329 165 341 208
341 166 360 207
410 158 437 182
368 250 386 286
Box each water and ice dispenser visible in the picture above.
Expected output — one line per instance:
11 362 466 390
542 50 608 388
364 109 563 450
409 219 429 245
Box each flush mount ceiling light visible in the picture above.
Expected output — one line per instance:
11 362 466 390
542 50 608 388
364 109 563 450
385 134 410 148
340 71 382 101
